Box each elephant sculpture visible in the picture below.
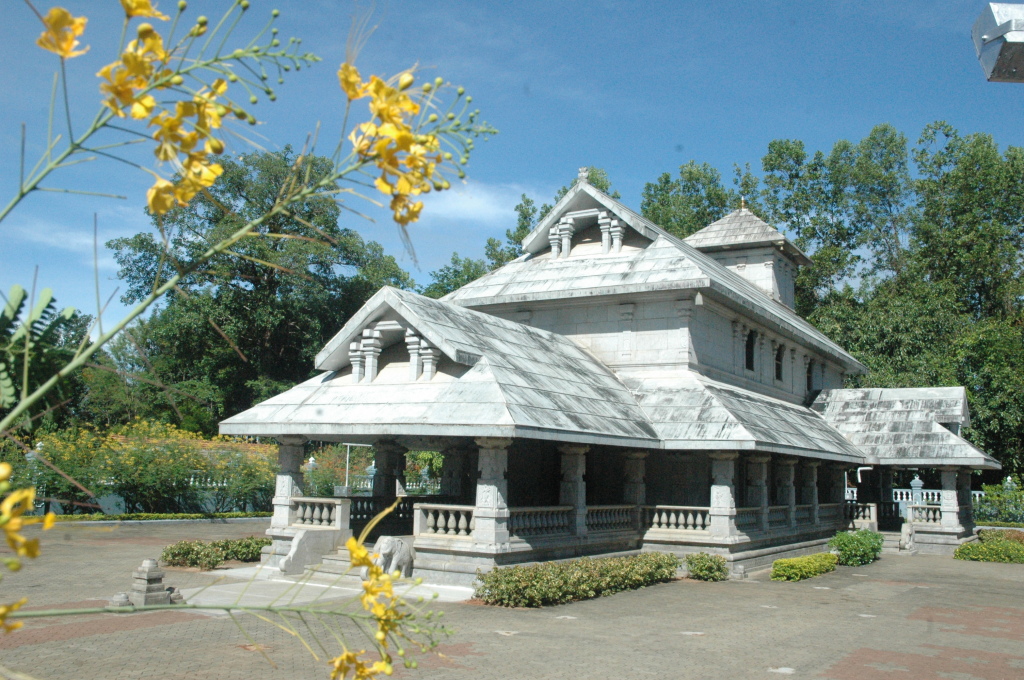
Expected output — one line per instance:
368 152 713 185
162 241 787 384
361 535 415 579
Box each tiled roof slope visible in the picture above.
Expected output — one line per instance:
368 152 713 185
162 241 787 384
624 373 865 462
811 388 999 469
222 288 658 446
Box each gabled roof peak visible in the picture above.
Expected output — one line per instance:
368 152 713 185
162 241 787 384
684 208 811 266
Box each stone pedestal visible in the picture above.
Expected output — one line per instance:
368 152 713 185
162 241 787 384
708 452 739 539
129 559 171 607
559 444 589 537
939 467 963 531
745 454 770 533
472 438 512 548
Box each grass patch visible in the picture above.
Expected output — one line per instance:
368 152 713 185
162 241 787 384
52 511 271 522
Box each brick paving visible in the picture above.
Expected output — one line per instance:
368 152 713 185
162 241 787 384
3 522 1024 679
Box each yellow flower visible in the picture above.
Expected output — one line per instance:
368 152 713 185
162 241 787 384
36 7 89 59
390 195 423 226
0 463 11 482
338 63 365 100
0 598 27 634
147 178 176 214
120 0 169 20
130 94 157 120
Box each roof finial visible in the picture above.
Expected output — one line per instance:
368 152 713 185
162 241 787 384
577 167 589 181
740 195 746 210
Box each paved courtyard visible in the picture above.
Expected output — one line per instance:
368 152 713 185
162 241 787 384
3 520 1023 679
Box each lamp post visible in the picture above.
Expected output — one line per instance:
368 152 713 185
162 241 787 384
974 3 1024 82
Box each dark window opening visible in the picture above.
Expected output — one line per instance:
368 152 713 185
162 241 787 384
806 360 815 392
745 331 757 371
775 345 785 381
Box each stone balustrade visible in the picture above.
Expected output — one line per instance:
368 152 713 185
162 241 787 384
794 504 813 525
586 505 636 532
643 505 711 532
508 506 574 538
818 503 842 523
414 503 475 537
845 500 876 522
910 504 941 524
767 505 789 529
847 488 983 503
290 497 346 528
735 507 761 531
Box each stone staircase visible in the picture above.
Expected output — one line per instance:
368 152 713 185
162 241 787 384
880 530 917 556
306 549 361 581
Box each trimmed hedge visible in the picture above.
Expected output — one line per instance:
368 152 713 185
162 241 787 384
685 552 729 581
53 511 272 523
475 552 681 607
977 522 1024 530
770 553 838 581
828 529 884 566
161 536 271 570
978 529 1024 544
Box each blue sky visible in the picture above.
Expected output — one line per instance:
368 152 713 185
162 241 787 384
2 1 1022 326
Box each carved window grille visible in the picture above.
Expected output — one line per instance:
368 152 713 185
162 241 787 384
775 344 785 381
745 330 757 371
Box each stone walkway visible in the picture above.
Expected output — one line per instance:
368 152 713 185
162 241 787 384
3 521 1024 679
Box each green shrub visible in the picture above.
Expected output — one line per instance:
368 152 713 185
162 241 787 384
161 540 226 570
977 521 1024 529
161 536 271 569
974 477 1024 524
977 529 1024 545
475 552 681 607
770 553 838 581
828 529 884 566
685 552 729 581
954 539 1024 563
210 536 271 562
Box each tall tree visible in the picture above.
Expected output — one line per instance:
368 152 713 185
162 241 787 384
103 148 413 432
640 161 759 239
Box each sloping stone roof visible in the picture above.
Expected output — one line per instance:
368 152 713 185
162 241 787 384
811 388 999 469
443 182 865 373
624 373 865 462
683 208 812 265
222 288 659 446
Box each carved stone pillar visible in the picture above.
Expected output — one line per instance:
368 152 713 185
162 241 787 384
623 451 647 506
745 454 770 533
598 211 612 253
439 444 468 499
802 461 820 525
272 436 306 529
559 444 589 537
957 468 974 529
372 439 406 499
610 220 624 253
420 341 441 381
361 329 383 381
548 224 561 258
559 218 574 258
708 452 739 539
675 298 695 366
405 329 422 381
472 437 512 547
349 342 365 383
939 467 963 531
776 458 797 529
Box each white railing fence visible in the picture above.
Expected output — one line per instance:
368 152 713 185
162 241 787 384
643 506 711 532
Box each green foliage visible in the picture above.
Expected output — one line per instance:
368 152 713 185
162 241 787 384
100 149 414 434
0 285 89 432
161 536 271 569
419 253 489 299
976 521 1024 529
210 536 272 562
828 530 884 566
954 538 1024 564
53 511 271 522
160 540 227 570
977 529 1024 544
474 552 680 607
974 478 1024 524
684 552 729 581
770 553 838 581
640 161 756 239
